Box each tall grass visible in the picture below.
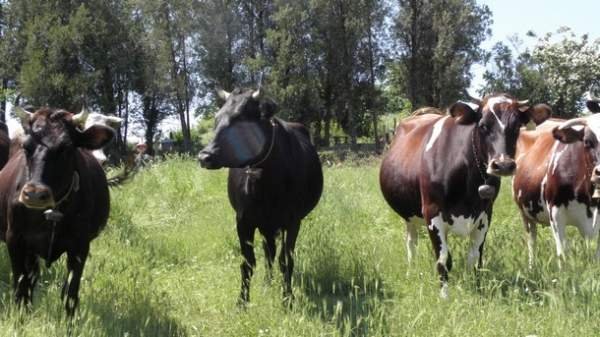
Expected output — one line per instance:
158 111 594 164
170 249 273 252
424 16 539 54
0 155 598 336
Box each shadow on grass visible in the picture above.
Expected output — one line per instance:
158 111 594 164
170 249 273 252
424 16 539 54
295 266 390 337
80 290 187 337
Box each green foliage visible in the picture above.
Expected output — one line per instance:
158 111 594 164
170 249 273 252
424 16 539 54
0 158 598 336
481 28 600 117
392 0 492 108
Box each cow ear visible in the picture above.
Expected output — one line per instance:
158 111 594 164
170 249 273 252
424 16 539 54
449 102 480 125
587 100 600 113
552 125 584 144
521 104 552 128
76 125 115 150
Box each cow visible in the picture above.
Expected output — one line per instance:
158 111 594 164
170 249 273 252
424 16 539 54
513 99 600 268
197 88 323 304
380 93 551 298
0 107 114 315
79 109 123 165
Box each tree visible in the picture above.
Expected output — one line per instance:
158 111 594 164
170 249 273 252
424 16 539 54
532 28 600 116
393 0 491 108
481 28 600 117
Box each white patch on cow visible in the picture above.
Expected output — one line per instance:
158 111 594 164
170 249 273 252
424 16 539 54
518 189 523 199
551 146 567 174
428 211 490 298
425 116 449 152
586 113 600 138
485 96 513 131
548 200 600 267
458 101 480 112
83 112 123 164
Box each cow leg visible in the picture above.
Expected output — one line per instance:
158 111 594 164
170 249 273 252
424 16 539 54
549 206 567 269
467 221 488 270
237 220 256 304
7 240 38 306
280 221 300 301
406 221 418 264
262 234 276 284
523 217 537 270
62 246 89 316
427 214 451 299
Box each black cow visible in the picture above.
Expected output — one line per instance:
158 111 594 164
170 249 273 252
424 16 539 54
0 107 114 315
198 88 323 303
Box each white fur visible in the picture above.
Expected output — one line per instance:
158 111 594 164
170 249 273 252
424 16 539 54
485 96 513 131
83 112 123 164
427 211 489 299
425 116 449 152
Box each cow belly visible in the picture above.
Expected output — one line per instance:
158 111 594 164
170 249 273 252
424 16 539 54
551 201 600 238
522 198 549 223
447 213 488 237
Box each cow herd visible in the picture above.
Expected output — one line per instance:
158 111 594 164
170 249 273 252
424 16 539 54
1 90 599 316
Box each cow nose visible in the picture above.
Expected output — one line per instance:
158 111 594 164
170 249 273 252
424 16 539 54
197 150 219 169
20 183 54 208
487 157 516 176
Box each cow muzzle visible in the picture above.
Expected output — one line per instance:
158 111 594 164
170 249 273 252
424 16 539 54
197 150 222 170
487 155 516 176
19 183 55 209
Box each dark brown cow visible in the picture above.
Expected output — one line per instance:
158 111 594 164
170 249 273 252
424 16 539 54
198 88 323 304
380 94 551 298
513 99 600 268
0 107 114 315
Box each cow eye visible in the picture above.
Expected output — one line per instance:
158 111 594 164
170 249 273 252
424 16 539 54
585 139 596 149
478 122 489 134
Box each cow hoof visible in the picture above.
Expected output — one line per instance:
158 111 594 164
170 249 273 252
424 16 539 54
439 283 449 299
478 184 496 199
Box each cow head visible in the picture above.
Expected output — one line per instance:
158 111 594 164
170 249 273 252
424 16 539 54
553 98 600 186
451 93 551 176
79 111 123 165
13 107 114 209
198 88 276 169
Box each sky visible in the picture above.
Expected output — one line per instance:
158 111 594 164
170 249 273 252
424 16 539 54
470 0 600 92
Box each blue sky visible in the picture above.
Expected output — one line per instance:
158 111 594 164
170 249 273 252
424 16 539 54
471 0 600 91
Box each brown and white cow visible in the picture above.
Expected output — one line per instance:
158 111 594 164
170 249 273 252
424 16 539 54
513 99 600 268
380 94 550 298
0 107 113 315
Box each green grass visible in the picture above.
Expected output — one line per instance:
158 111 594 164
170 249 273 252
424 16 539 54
0 155 599 336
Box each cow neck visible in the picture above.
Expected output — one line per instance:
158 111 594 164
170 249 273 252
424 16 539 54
471 127 488 183
43 171 79 267
245 118 277 173
54 171 80 208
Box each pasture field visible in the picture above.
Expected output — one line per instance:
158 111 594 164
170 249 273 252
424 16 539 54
0 156 599 336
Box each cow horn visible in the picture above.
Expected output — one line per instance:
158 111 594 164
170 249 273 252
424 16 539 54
13 106 33 124
465 92 482 105
217 89 230 100
518 100 529 106
72 107 90 126
252 88 261 100
558 117 588 130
